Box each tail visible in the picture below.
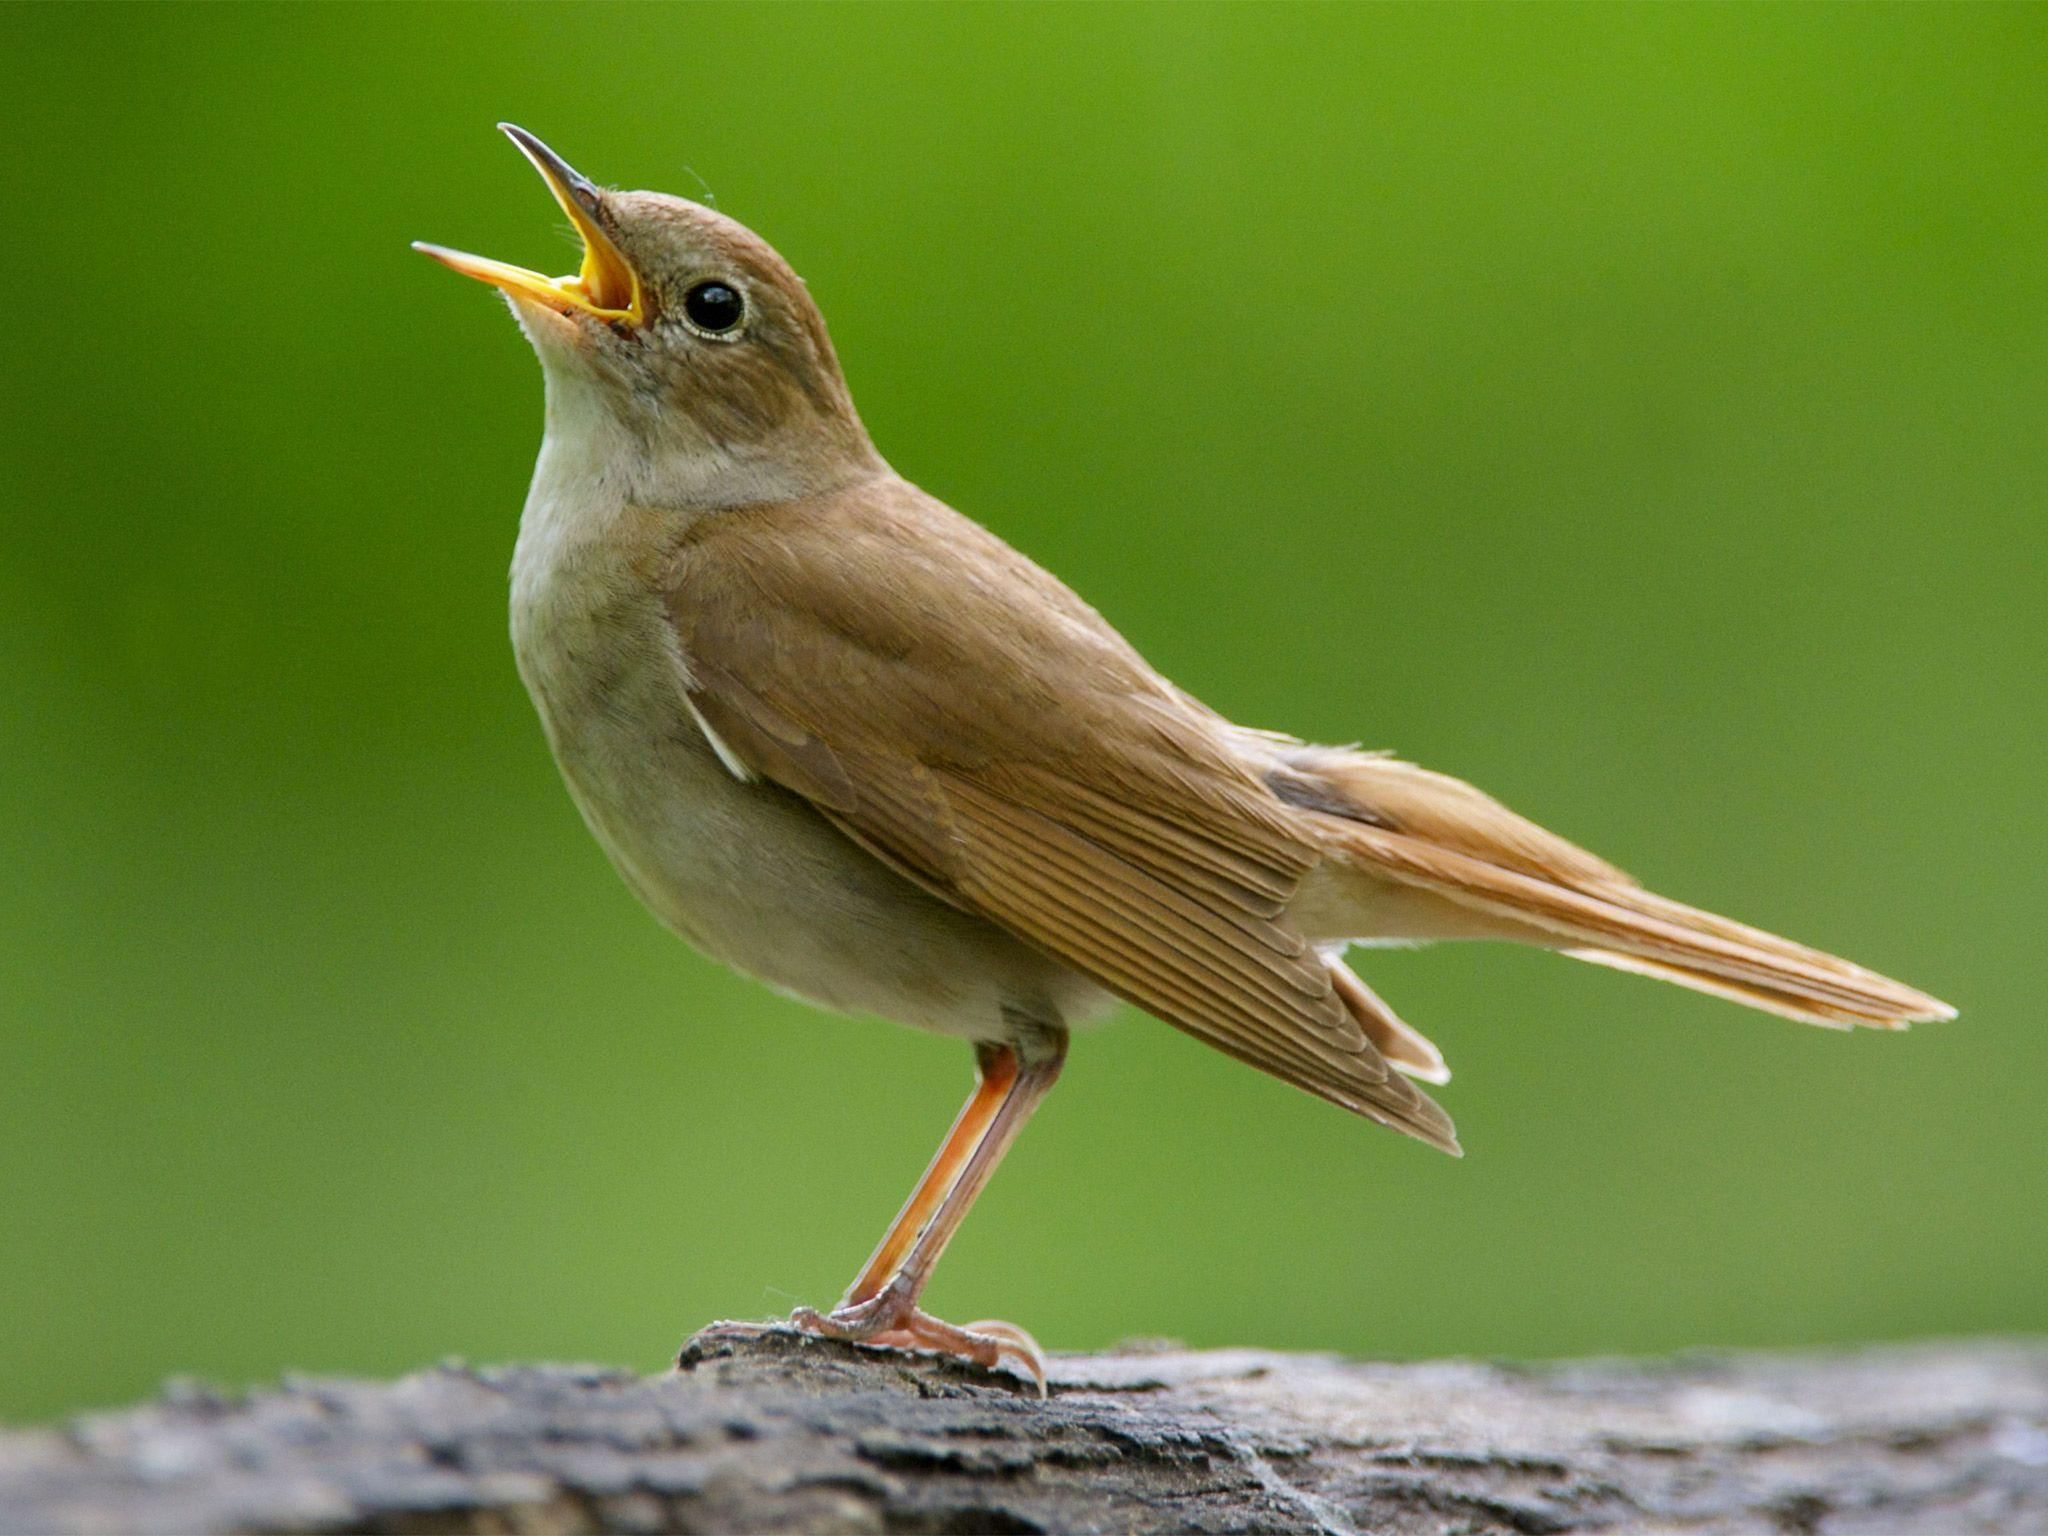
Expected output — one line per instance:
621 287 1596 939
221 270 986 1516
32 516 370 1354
1274 748 1955 1031
1327 953 1453 1081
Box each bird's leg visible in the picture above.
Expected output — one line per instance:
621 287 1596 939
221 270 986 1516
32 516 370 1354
792 1024 1067 1390
836 1041 1019 1309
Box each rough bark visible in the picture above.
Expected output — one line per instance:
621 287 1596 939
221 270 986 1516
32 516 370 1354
2 1330 2044 1534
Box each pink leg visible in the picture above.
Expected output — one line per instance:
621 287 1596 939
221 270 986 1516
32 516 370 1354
794 1030 1067 1391
839 1043 1019 1307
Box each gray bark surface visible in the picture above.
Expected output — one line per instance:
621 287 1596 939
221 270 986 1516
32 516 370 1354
2 1330 2044 1534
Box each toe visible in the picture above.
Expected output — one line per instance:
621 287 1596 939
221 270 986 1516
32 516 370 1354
783 1303 1045 1394
963 1318 1048 1396
789 1292 907 1342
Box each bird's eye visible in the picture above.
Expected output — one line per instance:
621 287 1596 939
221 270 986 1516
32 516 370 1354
681 280 745 337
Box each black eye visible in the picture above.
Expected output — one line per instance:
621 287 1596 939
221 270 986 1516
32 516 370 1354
682 280 745 335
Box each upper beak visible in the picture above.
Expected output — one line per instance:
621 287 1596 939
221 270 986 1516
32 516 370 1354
413 124 646 326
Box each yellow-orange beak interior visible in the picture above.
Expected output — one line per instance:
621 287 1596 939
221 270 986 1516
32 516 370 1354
414 124 645 326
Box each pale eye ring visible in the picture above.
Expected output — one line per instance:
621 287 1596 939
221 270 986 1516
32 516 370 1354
680 280 746 339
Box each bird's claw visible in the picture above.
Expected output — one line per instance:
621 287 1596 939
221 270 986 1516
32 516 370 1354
790 1296 1047 1396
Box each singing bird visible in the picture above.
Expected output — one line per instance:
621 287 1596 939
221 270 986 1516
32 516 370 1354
418 127 1953 1390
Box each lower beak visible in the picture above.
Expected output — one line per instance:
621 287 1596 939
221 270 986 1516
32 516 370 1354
413 124 646 326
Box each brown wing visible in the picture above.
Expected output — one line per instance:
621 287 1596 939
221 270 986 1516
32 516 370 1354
663 479 1457 1152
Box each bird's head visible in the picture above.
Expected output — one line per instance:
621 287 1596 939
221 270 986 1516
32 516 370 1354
416 125 881 505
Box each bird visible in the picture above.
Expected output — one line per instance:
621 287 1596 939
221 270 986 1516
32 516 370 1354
416 125 1954 1393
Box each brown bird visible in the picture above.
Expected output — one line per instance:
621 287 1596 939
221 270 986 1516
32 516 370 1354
417 126 1954 1391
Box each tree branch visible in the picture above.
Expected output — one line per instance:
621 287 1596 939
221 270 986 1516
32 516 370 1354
3 1330 2044 1533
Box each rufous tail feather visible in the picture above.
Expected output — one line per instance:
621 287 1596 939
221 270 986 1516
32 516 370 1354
1326 956 1451 1082
1276 748 1954 1030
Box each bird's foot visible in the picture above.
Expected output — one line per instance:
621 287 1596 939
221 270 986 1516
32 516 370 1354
790 1290 1047 1396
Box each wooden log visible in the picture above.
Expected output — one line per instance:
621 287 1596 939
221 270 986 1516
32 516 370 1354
2 1330 2044 1533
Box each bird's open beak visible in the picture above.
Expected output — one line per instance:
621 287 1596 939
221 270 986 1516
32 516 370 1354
413 124 646 327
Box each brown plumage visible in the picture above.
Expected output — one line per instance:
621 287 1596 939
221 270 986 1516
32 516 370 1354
670 480 1459 1150
418 126 1953 1391
1276 746 1946 1029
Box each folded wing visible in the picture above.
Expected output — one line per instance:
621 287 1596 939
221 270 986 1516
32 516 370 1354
664 483 1460 1152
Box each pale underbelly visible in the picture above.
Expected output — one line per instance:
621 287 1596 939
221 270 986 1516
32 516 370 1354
529 645 1109 1039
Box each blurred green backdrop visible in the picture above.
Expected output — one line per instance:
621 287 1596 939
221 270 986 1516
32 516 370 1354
4 3 2042 1425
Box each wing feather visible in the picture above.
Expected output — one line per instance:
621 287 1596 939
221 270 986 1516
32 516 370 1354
664 481 1457 1152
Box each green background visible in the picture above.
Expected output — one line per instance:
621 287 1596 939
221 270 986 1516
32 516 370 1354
4 4 2042 1424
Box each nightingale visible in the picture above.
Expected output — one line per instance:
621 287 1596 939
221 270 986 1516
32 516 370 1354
417 126 1954 1392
